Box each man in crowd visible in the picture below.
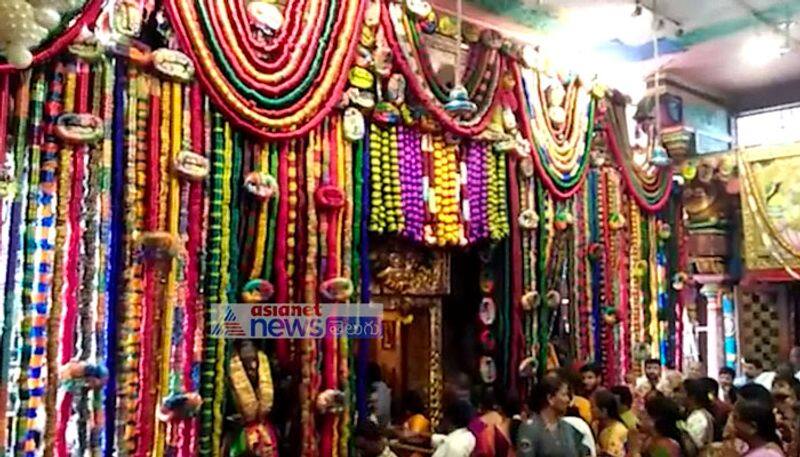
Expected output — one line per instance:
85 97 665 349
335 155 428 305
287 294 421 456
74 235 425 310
635 358 662 395
718 366 736 403
580 363 603 398
734 357 776 390
791 346 800 381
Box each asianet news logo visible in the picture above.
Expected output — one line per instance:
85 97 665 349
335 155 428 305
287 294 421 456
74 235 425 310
210 303 383 339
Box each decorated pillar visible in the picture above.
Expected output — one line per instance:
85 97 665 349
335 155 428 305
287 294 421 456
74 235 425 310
699 283 723 377
721 291 738 369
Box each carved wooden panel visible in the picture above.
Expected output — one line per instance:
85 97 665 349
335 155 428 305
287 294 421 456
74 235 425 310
369 239 450 297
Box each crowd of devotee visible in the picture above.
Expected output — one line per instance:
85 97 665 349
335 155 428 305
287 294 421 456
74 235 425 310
354 350 800 456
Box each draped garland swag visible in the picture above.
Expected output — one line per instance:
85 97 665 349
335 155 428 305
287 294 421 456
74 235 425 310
0 0 685 455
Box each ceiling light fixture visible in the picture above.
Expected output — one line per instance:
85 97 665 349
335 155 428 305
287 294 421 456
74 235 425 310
742 31 790 66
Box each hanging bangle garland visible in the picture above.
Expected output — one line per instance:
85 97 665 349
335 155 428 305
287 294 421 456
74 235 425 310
164 0 366 139
380 1 504 137
603 93 672 212
514 63 596 200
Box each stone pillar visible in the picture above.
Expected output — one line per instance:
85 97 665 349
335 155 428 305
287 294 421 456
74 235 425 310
700 283 723 378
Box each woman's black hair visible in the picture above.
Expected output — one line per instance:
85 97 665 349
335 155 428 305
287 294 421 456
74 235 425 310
367 363 383 384
738 383 773 405
444 400 476 429
718 366 736 378
355 419 383 440
500 391 521 418
644 358 661 368
529 373 568 413
645 395 695 456
773 374 800 400
580 362 603 376
403 390 426 415
735 397 781 444
477 385 499 412
684 378 714 411
610 385 633 409
593 389 625 426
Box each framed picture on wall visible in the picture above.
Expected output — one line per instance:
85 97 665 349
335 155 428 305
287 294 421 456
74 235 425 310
382 320 396 350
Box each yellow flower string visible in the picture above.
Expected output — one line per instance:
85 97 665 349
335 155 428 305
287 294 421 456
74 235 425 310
154 80 183 457
338 116 353 457
286 141 297 295
648 215 659 357
120 67 144 451
249 144 270 279
628 202 643 375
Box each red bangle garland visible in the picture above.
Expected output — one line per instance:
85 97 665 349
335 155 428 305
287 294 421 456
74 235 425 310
164 0 366 139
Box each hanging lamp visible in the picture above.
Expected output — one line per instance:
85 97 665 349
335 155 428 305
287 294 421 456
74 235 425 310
444 0 477 116
648 0 671 168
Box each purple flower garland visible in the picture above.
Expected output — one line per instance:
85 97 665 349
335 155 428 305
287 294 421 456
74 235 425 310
398 126 425 242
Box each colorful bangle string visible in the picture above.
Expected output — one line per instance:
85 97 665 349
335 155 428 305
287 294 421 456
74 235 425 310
0 69 33 457
47 62 77 457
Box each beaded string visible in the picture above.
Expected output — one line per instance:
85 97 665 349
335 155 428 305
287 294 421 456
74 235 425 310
319 118 337 457
117 65 145 454
212 120 234 457
628 203 643 375
153 80 184 457
89 59 113 455
22 61 65 457
656 225 669 364
199 112 224 457
507 155 522 392
647 217 659 357
132 77 167 457
581 181 594 361
46 62 77 457
14 72 46 457
0 70 33 457
55 59 90 457
286 140 298 299
227 130 243 302
262 144 278 283
599 169 616 383
340 117 354 457
76 60 100 452
248 144 269 280
169 84 194 457
301 126 319 457
104 57 127 457
182 82 206 457
0 70 28 454
574 185 590 361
